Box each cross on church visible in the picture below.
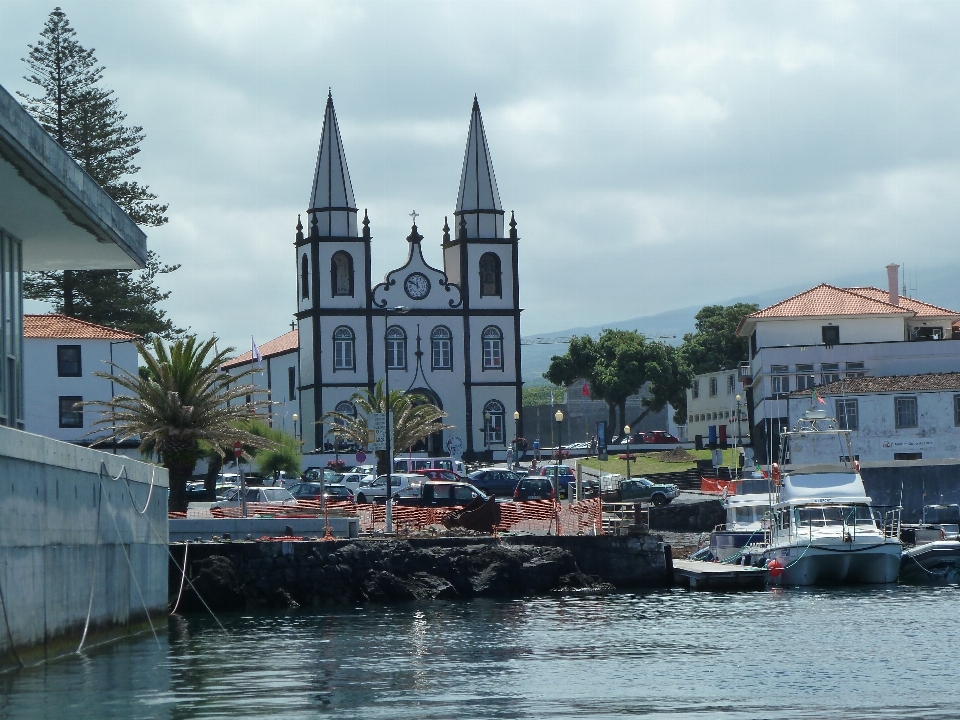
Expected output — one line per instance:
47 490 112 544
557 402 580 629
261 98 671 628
409 210 419 225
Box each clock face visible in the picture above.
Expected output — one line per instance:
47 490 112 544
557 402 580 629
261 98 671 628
404 272 431 299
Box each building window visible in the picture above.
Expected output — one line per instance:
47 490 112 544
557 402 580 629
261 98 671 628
482 400 505 444
895 396 918 429
431 326 452 369
726 374 735 395
692 380 700 399
57 345 82 377
772 375 790 394
845 361 865 378
301 254 310 299
836 399 859 430
386 326 406 370
822 325 840 346
479 253 502 297
331 251 353 297
58 396 83 428
335 400 356 417
955 395 960 426
688 414 693 423
771 364 788 374
333 326 355 370
288 366 296 401
750 330 758 358
821 363 840 385
708 377 718 397
482 326 503 369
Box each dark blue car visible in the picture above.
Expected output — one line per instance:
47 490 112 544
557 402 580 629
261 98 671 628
468 468 525 498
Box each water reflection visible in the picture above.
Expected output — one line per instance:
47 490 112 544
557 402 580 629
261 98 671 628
1 587 960 719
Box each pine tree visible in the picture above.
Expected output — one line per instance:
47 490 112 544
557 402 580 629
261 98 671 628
19 7 178 337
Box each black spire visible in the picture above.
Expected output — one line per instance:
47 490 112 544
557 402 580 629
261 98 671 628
509 210 517 240
362 209 371 239
296 214 304 243
442 216 451 244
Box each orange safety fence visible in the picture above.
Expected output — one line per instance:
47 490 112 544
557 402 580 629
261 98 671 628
171 498 604 536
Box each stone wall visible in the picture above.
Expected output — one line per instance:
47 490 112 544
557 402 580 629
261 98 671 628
0 427 168 670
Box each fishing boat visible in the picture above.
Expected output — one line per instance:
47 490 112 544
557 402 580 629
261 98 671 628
710 491 771 562
763 408 902 585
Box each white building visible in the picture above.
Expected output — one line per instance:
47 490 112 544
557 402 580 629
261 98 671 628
788 374 960 462
22 314 140 452
737 265 960 461
294 94 522 461
221 329 300 436
685 369 751 447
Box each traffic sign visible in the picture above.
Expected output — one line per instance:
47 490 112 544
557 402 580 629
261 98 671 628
356 451 367 463
369 412 387 451
233 441 243 458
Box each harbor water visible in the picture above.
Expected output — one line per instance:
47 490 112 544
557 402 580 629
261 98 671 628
2 585 958 719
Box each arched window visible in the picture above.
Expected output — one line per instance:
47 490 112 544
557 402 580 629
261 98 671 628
482 400 505 445
479 253 502 297
333 326 355 370
331 251 354 297
386 326 406 370
481 325 503 370
431 326 452 370
334 400 356 417
301 254 310 300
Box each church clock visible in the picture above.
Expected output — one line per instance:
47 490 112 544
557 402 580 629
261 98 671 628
404 272 431 299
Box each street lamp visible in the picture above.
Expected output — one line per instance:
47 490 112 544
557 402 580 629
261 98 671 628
554 409 564 497
383 305 410 533
624 424 632 481
512 410 520 470
292 413 299 442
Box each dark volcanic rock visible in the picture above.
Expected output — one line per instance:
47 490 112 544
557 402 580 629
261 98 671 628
180 555 243 612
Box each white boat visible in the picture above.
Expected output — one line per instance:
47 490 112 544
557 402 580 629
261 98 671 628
763 409 902 585
710 492 771 562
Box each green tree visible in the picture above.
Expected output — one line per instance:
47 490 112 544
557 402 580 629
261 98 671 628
545 330 691 432
320 381 455 475
681 303 759 375
19 7 178 336
81 336 275 511
244 420 303 477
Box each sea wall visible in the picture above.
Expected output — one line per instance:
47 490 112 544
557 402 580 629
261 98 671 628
170 534 669 610
0 427 169 671
861 460 960 522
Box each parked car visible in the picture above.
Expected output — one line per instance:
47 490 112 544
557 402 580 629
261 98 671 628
354 473 422 503
603 477 679 505
288 482 355 503
416 468 465 483
393 457 467 476
468 468 525 497
513 477 556 502
395 481 488 507
624 431 681 445
538 465 576 498
211 487 298 508
340 472 375 493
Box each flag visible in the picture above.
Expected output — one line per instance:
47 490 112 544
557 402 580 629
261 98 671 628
582 382 590 397
812 388 826 405
251 336 262 366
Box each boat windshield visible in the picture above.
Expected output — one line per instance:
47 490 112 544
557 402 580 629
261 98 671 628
795 504 876 528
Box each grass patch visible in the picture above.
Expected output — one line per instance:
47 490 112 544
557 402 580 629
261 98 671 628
579 448 741 476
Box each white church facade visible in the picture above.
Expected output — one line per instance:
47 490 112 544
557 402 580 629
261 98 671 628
292 94 522 461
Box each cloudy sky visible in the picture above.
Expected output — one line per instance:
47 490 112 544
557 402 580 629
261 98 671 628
2 0 959 352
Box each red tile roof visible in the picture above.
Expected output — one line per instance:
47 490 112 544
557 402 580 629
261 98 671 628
24 314 140 340
790 373 960 395
222 329 298 369
842 287 959 317
747 284 911 320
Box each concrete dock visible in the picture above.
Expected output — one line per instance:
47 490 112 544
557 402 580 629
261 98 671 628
672 559 768 590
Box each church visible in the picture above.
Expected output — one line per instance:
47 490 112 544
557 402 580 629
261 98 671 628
294 94 523 461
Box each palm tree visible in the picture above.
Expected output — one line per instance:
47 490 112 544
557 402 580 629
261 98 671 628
320 380 454 474
82 336 276 511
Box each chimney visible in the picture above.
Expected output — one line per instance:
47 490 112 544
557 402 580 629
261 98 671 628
886 264 900 306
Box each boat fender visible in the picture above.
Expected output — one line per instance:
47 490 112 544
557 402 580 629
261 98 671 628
767 559 783 578
853 460 861 472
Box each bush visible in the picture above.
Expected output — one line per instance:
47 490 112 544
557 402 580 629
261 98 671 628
326 459 347 472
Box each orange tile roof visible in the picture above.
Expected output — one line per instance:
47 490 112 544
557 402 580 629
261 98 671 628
222 329 298 369
24 314 141 340
842 287 959 317
747 284 911 321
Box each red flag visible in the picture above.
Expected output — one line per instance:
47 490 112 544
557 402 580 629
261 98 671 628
582 382 590 397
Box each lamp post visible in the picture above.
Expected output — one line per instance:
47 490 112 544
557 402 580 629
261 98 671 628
292 413 299 442
383 305 410 533
624 424 632 481
108 338 136 454
554 410 564 533
513 410 520 471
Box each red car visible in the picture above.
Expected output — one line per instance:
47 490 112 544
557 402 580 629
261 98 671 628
632 431 681 444
416 468 465 483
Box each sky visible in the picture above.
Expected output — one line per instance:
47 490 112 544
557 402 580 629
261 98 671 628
2 0 960 354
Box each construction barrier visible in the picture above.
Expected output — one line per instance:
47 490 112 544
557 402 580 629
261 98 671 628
173 498 604 536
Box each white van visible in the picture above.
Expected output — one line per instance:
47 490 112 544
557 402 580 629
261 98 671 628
392 457 466 476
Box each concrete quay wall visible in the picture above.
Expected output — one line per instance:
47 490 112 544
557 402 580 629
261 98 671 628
170 534 669 611
0 427 169 670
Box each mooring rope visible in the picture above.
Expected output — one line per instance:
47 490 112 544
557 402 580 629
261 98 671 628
171 541 190 614
77 466 106 654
